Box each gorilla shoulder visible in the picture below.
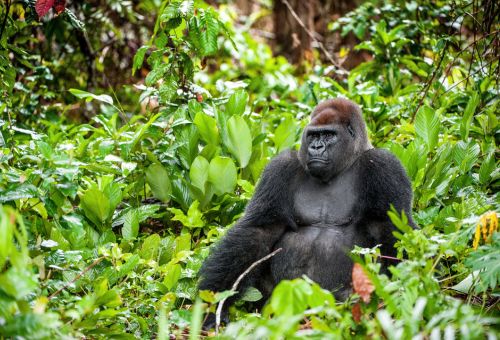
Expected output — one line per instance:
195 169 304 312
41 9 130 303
357 148 414 223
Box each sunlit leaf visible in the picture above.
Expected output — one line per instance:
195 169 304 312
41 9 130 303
226 116 252 168
189 156 210 193
414 105 439 151
208 156 237 195
146 164 172 202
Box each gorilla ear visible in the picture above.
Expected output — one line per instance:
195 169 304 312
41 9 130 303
347 123 355 137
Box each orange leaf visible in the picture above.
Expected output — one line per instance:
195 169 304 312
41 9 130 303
35 0 55 17
352 302 362 323
352 263 374 303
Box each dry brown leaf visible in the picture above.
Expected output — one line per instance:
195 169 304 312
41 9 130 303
352 263 374 303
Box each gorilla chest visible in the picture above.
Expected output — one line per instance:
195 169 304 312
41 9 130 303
293 172 358 227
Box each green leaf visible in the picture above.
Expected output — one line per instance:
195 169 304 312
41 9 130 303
194 111 219 145
168 201 204 228
241 287 263 302
478 151 495 184
0 209 14 268
0 267 37 299
146 164 172 202
226 116 252 168
414 105 439 151
190 298 204 340
132 45 149 75
80 188 111 227
174 233 191 253
460 92 480 139
189 156 210 193
273 118 297 153
140 234 161 260
109 254 140 285
226 90 248 117
122 210 140 240
0 184 38 203
69 89 114 105
453 141 480 173
268 279 309 316
163 263 182 290
208 156 237 195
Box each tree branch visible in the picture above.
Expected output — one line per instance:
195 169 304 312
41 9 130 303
215 247 283 335
48 257 104 300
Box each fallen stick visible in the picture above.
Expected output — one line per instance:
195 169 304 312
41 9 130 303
48 257 103 300
215 248 283 335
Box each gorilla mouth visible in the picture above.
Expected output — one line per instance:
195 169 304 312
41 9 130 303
308 158 329 165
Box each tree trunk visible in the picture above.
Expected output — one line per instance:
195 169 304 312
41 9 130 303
273 0 360 65
273 0 315 64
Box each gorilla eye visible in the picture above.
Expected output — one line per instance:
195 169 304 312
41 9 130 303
324 131 336 140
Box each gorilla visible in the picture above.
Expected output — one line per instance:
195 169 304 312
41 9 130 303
198 98 416 321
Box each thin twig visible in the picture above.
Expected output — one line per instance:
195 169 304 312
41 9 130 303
280 0 347 74
215 248 283 335
48 257 104 300
379 254 402 262
411 39 449 122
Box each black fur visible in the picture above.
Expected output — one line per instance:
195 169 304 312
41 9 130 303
198 99 416 325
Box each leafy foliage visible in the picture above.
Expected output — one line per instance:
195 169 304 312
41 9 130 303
0 0 499 338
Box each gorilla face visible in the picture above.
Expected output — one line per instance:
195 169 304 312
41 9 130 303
300 123 356 181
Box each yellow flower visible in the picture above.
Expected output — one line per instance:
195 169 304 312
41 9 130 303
473 211 498 250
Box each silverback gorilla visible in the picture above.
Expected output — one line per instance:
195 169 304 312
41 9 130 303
199 98 416 322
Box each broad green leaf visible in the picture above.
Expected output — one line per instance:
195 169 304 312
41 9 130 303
176 125 199 169
460 92 480 139
208 156 237 195
174 233 191 253
0 184 38 203
268 279 309 316
170 178 193 211
453 141 480 173
80 188 111 227
146 164 172 202
226 116 252 168
226 90 248 117
140 234 161 260
194 112 219 145
414 105 439 151
0 267 37 299
164 263 182 290
122 210 140 240
273 118 297 153
69 89 114 105
241 287 263 302
479 152 495 184
168 201 204 228
189 156 210 192
103 181 122 212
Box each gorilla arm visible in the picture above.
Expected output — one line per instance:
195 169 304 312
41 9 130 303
198 150 301 293
358 148 417 258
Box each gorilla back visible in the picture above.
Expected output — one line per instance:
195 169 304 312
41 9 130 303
198 98 416 316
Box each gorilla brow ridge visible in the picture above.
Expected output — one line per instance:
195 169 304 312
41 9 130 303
310 98 359 126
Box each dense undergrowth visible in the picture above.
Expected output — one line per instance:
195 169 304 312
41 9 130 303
0 0 499 338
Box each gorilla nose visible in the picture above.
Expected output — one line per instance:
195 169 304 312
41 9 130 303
309 144 325 155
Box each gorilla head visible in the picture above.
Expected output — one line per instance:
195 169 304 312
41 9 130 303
298 98 372 181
